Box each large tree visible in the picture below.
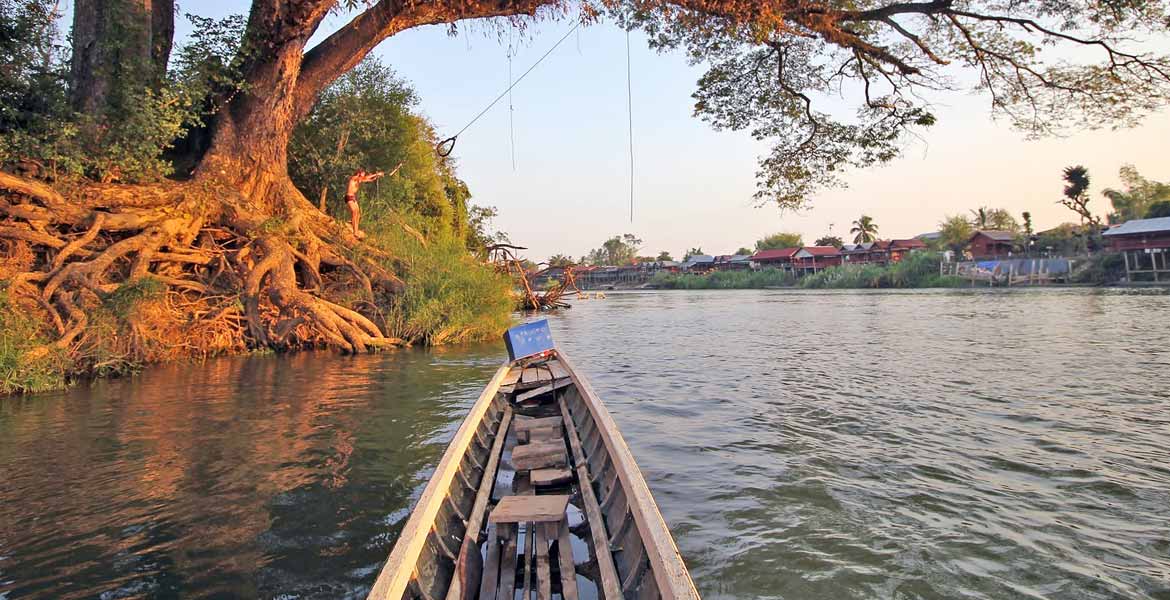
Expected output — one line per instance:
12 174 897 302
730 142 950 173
2 0 1169 357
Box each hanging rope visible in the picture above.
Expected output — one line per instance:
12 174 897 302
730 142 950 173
437 19 584 158
625 28 635 222
508 32 517 171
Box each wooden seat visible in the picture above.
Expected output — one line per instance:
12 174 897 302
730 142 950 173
480 495 579 600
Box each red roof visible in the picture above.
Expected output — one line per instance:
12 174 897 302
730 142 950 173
800 246 840 256
869 240 893 250
751 248 799 260
891 238 927 249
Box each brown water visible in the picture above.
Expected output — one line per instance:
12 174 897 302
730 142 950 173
2 288 1169 599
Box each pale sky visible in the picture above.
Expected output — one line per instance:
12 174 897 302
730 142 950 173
174 4 1170 261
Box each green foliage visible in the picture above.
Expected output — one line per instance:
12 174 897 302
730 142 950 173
651 268 794 289
755 232 803 251
938 215 975 252
656 251 674 261
815 235 843 248
368 218 513 346
288 58 503 251
582 234 643 265
734 247 753 255
547 254 573 267
801 252 956 289
102 277 165 319
682 247 704 261
1072 253 1125 284
850 215 879 244
0 289 67 395
1147 201 1170 219
0 4 215 182
970 207 1020 232
1103 165 1170 223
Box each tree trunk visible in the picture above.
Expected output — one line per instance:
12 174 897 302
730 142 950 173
69 0 174 114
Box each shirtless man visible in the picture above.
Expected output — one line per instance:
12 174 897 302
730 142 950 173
345 169 384 239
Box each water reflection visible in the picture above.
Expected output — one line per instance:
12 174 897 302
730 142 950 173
2 289 1170 599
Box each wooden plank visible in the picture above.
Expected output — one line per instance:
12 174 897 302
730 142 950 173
530 468 572 487
514 416 564 433
498 524 518 600
516 377 573 404
522 523 534 600
502 367 523 387
519 426 562 444
510 442 567 471
445 408 513 600
555 521 580 600
367 363 512 600
555 351 700 599
557 398 622 600
489 495 571 524
536 524 552 600
477 525 501 600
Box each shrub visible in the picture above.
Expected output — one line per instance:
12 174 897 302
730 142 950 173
367 215 513 346
0 288 68 394
650 268 795 289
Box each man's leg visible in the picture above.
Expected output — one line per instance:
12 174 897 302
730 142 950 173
348 200 361 236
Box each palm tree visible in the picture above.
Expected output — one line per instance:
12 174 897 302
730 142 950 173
970 206 990 229
547 254 573 267
850 215 878 244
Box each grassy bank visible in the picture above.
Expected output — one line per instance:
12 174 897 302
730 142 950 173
0 220 513 395
650 268 796 289
801 252 966 289
649 252 965 291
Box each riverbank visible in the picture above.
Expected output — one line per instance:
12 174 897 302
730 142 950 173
0 222 513 396
650 252 966 290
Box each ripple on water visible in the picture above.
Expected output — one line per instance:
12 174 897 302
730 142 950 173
2 289 1170 599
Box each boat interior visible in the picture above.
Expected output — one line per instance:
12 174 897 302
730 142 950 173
387 353 695 600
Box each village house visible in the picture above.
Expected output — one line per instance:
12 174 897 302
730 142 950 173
750 248 799 272
792 246 842 274
967 230 1016 259
1103 216 1170 282
680 254 716 272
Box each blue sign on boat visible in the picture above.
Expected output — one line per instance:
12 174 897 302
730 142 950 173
504 319 555 362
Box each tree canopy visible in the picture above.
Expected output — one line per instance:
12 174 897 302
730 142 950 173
756 232 803 250
851 215 878 244
1103 165 1170 223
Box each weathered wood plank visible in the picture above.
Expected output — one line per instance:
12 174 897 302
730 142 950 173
498 524 518 600
515 377 573 404
522 523 534 600
489 495 571 524
558 397 622 600
510 442 567 471
556 351 700 599
477 526 501 600
536 524 552 600
555 521 580 600
530 467 572 487
445 407 512 600
367 363 511 600
514 416 564 432
520 425 562 444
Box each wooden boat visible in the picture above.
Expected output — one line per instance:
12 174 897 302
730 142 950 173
366 324 698 600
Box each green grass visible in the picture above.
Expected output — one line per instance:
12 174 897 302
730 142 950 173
650 268 795 289
0 288 68 394
801 252 961 289
365 215 514 346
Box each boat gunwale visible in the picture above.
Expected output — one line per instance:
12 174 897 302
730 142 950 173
555 349 700 600
366 361 512 600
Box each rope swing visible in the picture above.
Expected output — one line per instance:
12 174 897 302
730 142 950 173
625 27 635 222
436 20 583 158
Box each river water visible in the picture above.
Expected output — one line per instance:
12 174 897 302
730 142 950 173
1 289 1169 599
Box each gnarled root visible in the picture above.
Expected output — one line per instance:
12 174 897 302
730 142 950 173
1 171 407 380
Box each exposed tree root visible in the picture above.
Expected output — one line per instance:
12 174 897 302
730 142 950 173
1 171 408 381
